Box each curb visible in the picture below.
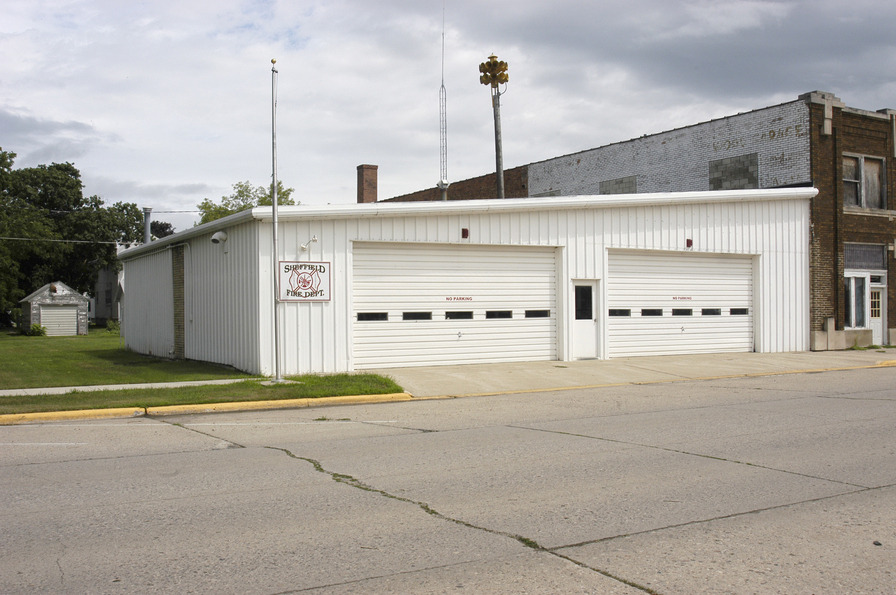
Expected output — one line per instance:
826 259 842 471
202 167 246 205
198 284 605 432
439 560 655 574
0 393 414 426
0 407 146 425
145 392 414 416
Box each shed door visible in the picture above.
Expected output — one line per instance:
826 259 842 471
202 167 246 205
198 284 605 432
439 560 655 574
607 251 754 357
353 243 557 368
39 305 79 336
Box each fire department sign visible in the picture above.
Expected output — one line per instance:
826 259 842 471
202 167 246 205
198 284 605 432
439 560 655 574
279 261 331 302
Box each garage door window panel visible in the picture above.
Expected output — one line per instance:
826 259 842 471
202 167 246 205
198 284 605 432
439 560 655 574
446 311 473 320
403 312 433 321
358 312 388 321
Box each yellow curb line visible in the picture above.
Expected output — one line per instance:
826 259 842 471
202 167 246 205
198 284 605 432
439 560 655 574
145 393 414 416
0 407 146 425
0 394 413 425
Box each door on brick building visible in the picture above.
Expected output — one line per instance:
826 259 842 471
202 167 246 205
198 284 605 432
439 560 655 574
845 274 886 345
870 285 885 345
844 245 887 345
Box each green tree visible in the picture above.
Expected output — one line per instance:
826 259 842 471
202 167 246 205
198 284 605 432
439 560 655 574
0 147 169 325
197 180 296 225
150 220 175 238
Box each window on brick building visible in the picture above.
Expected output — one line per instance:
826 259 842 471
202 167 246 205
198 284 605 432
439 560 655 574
843 155 886 209
844 275 868 328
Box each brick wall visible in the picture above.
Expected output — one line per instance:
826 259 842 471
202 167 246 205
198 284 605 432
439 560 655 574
815 105 896 332
384 165 529 202
357 164 378 203
172 245 185 359
528 100 812 197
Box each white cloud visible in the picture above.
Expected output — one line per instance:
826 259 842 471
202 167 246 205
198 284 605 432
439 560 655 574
2 0 895 230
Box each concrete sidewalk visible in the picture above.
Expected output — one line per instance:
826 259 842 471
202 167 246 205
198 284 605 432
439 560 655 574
370 348 896 398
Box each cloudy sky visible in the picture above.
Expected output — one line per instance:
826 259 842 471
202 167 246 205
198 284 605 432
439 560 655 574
3 0 895 231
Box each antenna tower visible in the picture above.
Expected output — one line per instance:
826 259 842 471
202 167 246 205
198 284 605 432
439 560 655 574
438 5 449 200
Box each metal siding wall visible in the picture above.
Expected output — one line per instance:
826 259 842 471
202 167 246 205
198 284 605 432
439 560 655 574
183 223 262 373
284 196 807 370
263 218 355 376
122 250 174 357
122 194 807 375
590 198 809 354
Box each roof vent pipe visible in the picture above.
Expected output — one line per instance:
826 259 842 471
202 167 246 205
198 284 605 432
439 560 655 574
143 208 152 243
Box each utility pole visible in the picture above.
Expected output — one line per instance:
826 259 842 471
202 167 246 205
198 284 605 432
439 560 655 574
479 54 508 199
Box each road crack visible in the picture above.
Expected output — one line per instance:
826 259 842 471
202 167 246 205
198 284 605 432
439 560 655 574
265 446 659 594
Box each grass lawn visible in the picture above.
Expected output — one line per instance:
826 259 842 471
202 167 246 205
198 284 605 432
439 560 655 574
0 327 254 389
0 328 403 415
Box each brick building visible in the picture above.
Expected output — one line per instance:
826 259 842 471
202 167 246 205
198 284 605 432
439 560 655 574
380 91 896 349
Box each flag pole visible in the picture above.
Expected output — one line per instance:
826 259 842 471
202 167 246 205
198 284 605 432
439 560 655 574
271 58 283 382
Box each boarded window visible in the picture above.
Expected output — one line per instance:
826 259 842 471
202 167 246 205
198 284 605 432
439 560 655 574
709 153 759 190
843 156 860 206
844 155 886 209
599 175 637 195
845 244 886 270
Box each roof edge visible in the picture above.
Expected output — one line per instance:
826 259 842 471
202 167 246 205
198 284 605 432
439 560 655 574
119 188 817 260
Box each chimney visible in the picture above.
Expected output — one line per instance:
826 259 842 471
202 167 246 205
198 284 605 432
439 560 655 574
357 164 378 203
143 207 152 243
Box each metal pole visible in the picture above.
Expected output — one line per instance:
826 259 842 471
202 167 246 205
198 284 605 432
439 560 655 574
142 207 152 243
492 87 504 199
271 59 282 382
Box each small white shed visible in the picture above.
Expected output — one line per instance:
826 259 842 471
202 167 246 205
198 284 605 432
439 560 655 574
20 281 90 336
118 189 815 375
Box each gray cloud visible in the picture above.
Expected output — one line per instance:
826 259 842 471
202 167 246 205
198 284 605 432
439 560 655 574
1 0 894 231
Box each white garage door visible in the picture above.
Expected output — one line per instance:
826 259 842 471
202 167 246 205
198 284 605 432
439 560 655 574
607 251 754 357
353 243 557 368
39 305 79 336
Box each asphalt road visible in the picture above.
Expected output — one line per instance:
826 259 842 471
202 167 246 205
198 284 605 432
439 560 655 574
1 367 894 594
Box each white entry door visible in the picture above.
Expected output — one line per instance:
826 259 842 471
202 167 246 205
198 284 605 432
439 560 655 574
572 282 598 359
870 287 884 345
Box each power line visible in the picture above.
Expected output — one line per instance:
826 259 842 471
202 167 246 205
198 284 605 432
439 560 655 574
0 236 120 245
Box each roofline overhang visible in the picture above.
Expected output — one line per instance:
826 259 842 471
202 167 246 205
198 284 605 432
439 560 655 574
118 188 818 261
